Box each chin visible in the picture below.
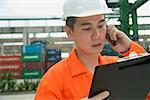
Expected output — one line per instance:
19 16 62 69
90 48 102 54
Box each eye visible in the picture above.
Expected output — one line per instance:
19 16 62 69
82 27 91 31
82 26 91 31
98 22 106 28
98 25 103 28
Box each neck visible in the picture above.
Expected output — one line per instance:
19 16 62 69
76 49 99 74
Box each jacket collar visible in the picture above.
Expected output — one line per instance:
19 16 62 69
67 48 102 77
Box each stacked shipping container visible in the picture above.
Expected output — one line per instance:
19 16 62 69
21 44 45 79
101 44 120 56
45 49 61 72
0 40 62 79
0 56 22 79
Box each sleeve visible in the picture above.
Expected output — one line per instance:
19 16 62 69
34 68 63 100
146 92 150 100
120 41 146 57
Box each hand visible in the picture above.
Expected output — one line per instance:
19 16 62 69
81 91 110 100
106 25 131 53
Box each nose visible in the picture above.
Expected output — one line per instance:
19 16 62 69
91 27 101 40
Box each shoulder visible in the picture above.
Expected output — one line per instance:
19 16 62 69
35 59 70 98
38 58 70 90
44 58 69 79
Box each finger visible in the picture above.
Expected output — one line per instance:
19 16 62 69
80 97 88 100
94 91 110 100
106 34 114 46
99 91 110 99
106 35 117 46
110 31 117 41
107 25 117 41
107 25 113 34
107 25 116 33
106 32 118 46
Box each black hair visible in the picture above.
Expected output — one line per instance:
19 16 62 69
65 17 76 30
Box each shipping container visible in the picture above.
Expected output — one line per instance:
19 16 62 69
22 69 43 79
45 62 57 72
31 40 48 49
0 56 21 62
46 49 61 55
0 56 21 66
21 53 42 62
46 55 61 62
22 62 44 70
0 64 22 71
101 44 120 56
21 45 43 54
0 70 22 79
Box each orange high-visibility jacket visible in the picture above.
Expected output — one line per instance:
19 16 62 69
35 41 149 100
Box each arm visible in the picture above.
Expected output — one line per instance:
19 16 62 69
107 25 146 56
120 40 146 56
146 92 150 100
34 69 62 100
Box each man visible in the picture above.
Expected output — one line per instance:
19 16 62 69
35 0 148 99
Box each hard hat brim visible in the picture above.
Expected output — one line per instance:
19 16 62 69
62 9 114 21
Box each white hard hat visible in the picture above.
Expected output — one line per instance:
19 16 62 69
62 0 113 20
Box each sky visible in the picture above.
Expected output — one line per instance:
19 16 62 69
0 0 65 18
0 0 149 18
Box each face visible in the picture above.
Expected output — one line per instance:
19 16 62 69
65 14 107 55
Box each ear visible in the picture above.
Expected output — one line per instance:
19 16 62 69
64 26 73 40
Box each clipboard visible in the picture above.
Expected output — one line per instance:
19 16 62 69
89 54 150 99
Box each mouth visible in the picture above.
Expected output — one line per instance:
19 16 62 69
91 43 102 47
